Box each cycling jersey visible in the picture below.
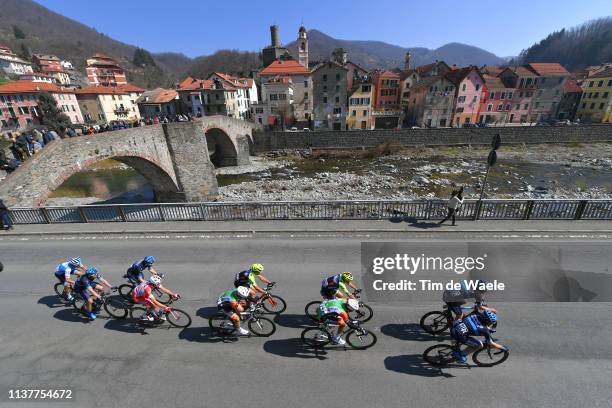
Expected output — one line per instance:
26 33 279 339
317 299 349 320
442 281 484 304
451 315 491 347
74 274 101 301
320 275 348 298
234 270 257 288
217 289 240 306
132 282 154 305
55 262 78 277
127 261 151 282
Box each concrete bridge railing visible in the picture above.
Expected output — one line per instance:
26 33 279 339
6 199 612 224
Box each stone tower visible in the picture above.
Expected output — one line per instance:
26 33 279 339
298 25 308 68
404 52 412 71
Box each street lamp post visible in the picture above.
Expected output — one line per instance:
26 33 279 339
475 133 501 219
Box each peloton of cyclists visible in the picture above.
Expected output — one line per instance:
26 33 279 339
73 267 114 320
132 275 180 322
216 286 252 336
54 257 87 302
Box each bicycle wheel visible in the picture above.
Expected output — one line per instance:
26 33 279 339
130 306 148 320
53 282 64 297
473 347 509 367
248 316 276 337
167 308 192 328
262 295 287 314
419 311 450 334
422 344 455 366
208 315 235 333
349 303 374 323
118 284 134 301
153 287 172 304
305 301 321 320
104 298 128 319
301 327 331 348
346 329 377 349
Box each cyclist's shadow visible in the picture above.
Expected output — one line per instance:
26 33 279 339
38 295 65 309
381 323 451 342
263 338 329 360
179 326 239 343
384 354 457 378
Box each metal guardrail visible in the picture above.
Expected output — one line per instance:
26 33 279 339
6 199 612 224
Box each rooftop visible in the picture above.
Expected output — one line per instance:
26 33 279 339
563 79 583 93
136 88 178 104
527 63 570 76
589 67 612 79
261 59 311 76
0 80 73 94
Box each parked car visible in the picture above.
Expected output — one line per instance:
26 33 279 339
302 128 311 132
289 127 298 132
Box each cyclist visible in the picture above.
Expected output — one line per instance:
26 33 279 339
126 256 159 284
73 267 113 320
132 275 179 322
54 257 87 301
216 286 251 336
320 272 358 300
316 297 360 345
233 263 273 299
442 279 497 320
450 310 506 363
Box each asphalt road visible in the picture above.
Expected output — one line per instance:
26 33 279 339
0 234 611 408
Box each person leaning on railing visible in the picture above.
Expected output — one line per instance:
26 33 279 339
439 186 464 226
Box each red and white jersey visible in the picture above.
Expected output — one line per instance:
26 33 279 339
132 282 153 301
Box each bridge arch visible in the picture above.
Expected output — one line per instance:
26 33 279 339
205 126 238 167
39 153 182 206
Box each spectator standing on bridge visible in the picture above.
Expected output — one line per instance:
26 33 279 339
439 186 464 226
0 199 13 231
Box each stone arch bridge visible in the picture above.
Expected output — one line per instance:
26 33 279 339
0 116 255 207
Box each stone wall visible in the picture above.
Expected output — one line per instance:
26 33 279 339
253 124 612 151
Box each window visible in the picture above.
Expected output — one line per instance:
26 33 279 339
590 103 595 109
598 80 604 87
505 104 511 111
323 85 327 92
519 92 524 97
362 85 371 92
472 95 477 102
588 92 592 98
458 96 466 103
508 92 513 99
487 104 492 112
462 84 467 91
335 74 340 81
335 96 339 103
304 92 309 100
269 94 278 100
582 102 586 108
489 92 495 99
497 104 503 111
524 104 529 110
535 102 540 108
333 107 341 114
335 85 340 92
600 103 605 109
604 92 609 98
279 93 287 100
501 92 506 99
362 110 367 116
304 79 308 87
589 81 594 87
515 104 520 110
475 84 481 91
352 110 356 116
519 78 525 88
322 74 327 82
541 78 546 84
594 92 599 99
323 97 327 103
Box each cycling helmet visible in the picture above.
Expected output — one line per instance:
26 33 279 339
340 272 353 283
236 286 250 298
250 263 264 275
69 258 82 267
143 256 156 266
347 298 359 311
85 267 98 279
148 275 162 287
480 310 497 325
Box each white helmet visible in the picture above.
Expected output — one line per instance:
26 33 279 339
236 286 250 298
148 275 162 287
347 299 360 311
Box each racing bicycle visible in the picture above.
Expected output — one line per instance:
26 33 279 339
254 282 287 314
130 296 192 328
423 339 510 367
420 303 496 335
72 288 129 319
301 318 377 350
208 296 276 337
118 273 172 304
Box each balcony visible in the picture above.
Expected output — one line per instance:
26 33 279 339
114 107 130 116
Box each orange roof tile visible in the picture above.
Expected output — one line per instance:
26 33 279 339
563 79 583 93
527 63 569 76
136 88 178 104
260 59 310 76
117 83 145 93
0 80 73 94
74 85 129 95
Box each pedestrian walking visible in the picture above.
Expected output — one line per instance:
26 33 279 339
0 199 13 231
439 186 464 226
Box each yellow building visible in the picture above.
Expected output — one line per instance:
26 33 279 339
577 67 612 123
347 82 374 130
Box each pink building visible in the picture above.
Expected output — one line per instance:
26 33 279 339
499 66 538 123
447 66 485 126
478 74 515 125
0 80 83 134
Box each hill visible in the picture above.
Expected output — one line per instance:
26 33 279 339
518 17 612 70
286 29 507 69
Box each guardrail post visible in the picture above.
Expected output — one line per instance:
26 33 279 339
474 200 482 220
117 206 127 222
574 200 587 220
40 208 51 224
77 207 88 223
523 200 534 220
426 201 433 220
158 204 166 221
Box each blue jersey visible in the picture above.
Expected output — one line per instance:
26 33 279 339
74 274 102 291
55 262 78 277
129 261 150 274
452 315 491 343
322 274 341 289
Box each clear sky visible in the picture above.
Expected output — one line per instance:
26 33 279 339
36 0 612 58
